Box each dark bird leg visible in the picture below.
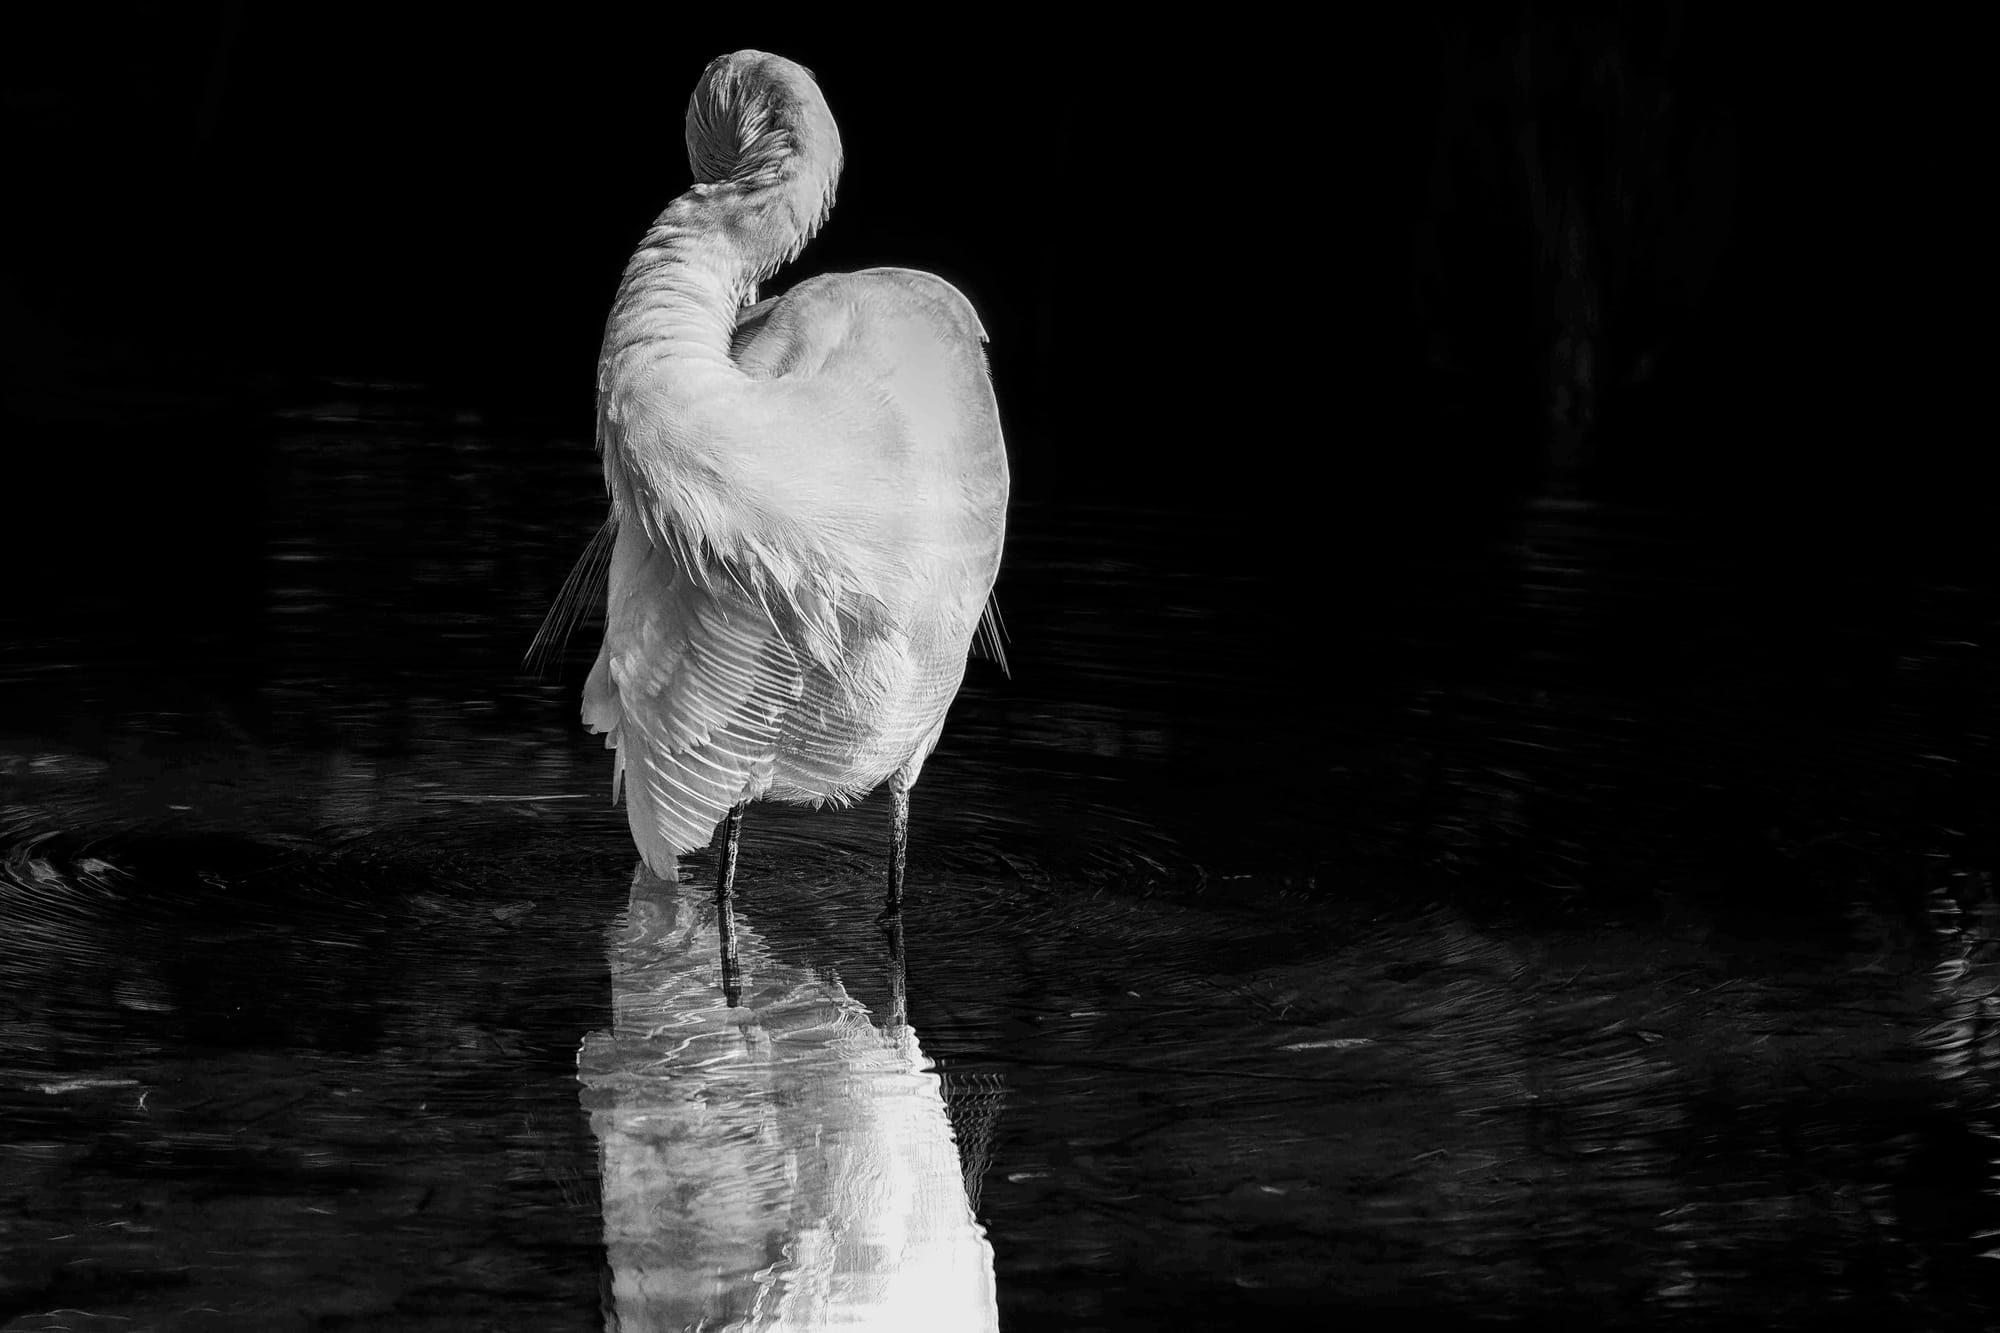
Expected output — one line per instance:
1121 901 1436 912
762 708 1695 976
882 782 910 923
882 910 908 1033
716 803 745 1007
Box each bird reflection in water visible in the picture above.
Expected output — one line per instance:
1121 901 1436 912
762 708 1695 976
580 867 999 1331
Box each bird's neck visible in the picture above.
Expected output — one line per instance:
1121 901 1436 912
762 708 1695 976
603 191 760 376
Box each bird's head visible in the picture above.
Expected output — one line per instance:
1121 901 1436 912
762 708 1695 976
685 51 844 275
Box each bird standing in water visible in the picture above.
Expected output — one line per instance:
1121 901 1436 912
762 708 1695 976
572 51 1008 967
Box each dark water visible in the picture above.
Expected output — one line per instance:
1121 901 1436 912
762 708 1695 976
2 387 1996 1330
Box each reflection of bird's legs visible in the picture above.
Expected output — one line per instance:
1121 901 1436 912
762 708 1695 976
716 803 745 1006
883 782 909 922
882 911 908 1033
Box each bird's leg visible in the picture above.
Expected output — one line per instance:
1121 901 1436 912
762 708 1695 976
716 803 745 1007
882 782 909 923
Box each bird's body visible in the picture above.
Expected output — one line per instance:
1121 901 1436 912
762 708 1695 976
578 51 1007 890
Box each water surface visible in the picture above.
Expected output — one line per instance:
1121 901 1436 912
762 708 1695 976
2 387 1995 1330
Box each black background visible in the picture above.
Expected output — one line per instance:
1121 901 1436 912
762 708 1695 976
2 5 1982 620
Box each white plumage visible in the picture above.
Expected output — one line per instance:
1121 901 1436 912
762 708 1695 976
573 51 1008 893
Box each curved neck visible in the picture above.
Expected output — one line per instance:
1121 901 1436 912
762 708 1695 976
603 190 757 376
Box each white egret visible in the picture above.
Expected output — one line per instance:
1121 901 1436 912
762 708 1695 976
568 51 1008 963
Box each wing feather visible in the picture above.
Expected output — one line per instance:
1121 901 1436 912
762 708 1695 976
584 502 804 875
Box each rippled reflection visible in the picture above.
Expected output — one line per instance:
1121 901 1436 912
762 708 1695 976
582 869 996 1331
